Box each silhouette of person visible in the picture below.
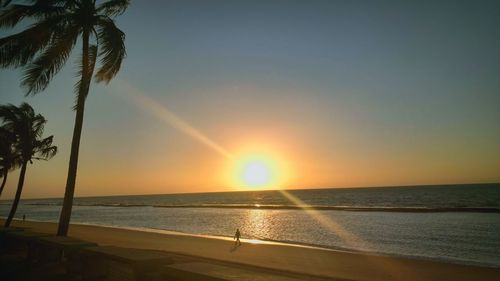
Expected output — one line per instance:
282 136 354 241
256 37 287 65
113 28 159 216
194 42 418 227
234 228 241 246
22 214 25 221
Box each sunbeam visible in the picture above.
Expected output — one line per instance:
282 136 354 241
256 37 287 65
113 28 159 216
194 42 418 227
114 80 232 159
278 189 421 281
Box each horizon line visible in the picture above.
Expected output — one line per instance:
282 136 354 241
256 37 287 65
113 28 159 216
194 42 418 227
1 181 498 202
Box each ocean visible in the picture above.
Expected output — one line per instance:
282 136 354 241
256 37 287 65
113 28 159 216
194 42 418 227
1 183 499 267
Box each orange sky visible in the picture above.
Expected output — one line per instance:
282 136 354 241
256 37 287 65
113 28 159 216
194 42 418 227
1 1 500 199
1 81 498 199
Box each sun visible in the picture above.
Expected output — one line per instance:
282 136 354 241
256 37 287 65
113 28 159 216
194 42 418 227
228 148 289 189
241 159 273 187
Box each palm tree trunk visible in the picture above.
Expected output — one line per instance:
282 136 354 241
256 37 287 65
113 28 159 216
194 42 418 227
0 170 8 198
57 30 91 236
4 162 27 227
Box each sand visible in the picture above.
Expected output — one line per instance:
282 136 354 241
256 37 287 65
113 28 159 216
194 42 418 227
6 220 500 281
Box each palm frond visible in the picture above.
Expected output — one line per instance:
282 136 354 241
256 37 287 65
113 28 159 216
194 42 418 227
0 15 69 67
21 24 80 95
97 0 129 17
94 16 125 83
32 135 57 160
0 4 32 27
0 3 66 28
31 114 46 139
18 102 35 116
0 103 21 132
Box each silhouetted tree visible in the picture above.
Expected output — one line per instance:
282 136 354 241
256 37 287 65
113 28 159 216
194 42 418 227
0 0 128 235
0 103 57 227
0 126 21 198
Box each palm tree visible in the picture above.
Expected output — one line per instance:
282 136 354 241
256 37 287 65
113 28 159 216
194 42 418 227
0 103 57 227
0 126 22 198
0 0 128 235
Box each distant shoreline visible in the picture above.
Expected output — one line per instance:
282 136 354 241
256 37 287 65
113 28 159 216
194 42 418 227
11 202 500 213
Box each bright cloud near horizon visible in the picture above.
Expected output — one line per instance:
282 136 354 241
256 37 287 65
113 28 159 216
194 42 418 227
1 0 499 199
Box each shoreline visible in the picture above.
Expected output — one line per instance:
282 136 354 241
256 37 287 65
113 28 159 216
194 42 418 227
5 217 500 269
135 225 500 269
4 219 500 281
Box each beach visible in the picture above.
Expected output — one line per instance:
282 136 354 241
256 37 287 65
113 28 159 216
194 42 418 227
5 219 499 281
4 184 500 268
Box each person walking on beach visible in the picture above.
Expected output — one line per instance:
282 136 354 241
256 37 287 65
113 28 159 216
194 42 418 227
234 228 241 246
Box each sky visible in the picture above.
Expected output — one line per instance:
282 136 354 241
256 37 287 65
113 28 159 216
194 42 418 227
1 0 499 199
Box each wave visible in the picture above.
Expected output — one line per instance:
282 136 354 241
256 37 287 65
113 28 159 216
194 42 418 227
22 202 500 213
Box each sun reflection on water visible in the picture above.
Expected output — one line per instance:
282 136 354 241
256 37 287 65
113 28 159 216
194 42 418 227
241 209 274 240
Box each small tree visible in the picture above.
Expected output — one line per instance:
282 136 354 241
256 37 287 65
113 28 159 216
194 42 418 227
0 103 57 227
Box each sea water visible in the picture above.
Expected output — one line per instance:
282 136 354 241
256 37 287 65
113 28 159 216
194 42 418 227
1 183 499 267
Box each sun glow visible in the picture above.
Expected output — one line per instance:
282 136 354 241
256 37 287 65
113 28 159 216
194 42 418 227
241 158 273 187
228 148 289 189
